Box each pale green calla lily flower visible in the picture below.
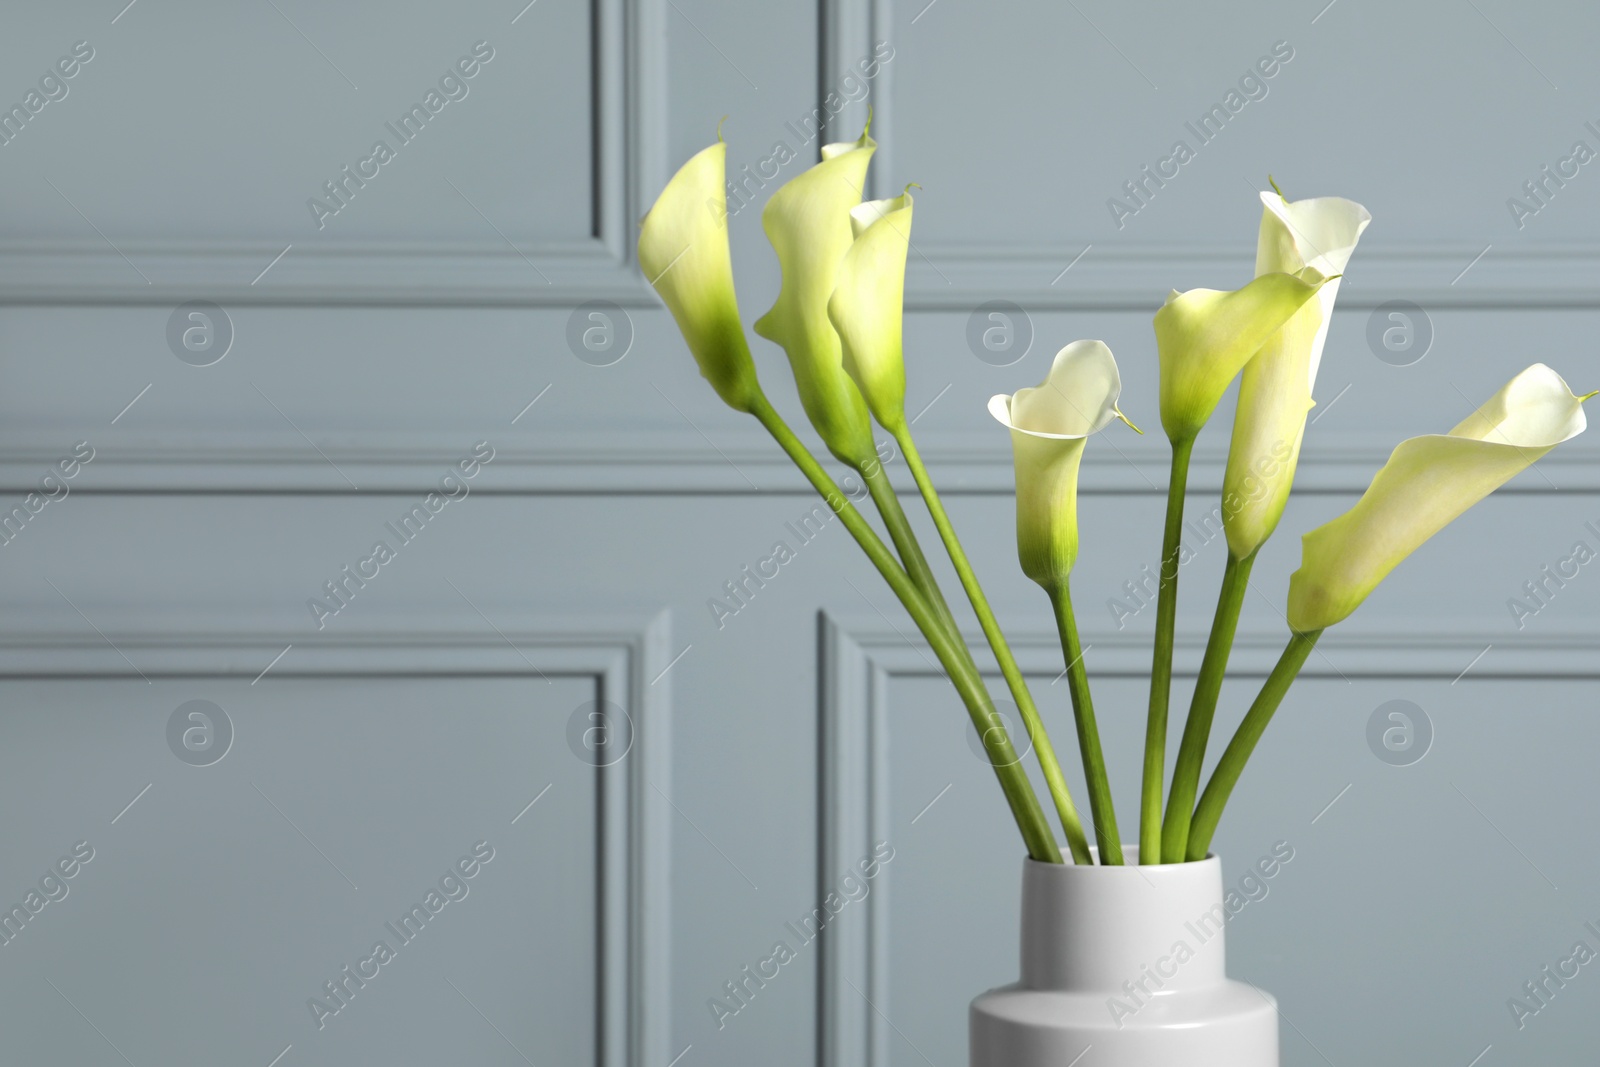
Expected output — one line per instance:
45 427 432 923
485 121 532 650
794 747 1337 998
831 187 913 430
753 128 878 463
1223 191 1372 559
989 340 1139 589
1155 267 1331 444
1288 364 1591 632
638 137 761 412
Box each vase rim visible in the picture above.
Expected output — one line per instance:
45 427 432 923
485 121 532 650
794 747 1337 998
1023 846 1219 872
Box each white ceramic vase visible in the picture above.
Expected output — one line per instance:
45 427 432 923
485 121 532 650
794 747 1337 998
970 848 1278 1066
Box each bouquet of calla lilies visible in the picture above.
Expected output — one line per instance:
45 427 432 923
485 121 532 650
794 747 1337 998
640 120 1594 866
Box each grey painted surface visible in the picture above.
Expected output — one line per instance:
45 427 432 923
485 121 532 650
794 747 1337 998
1 1 1597 1065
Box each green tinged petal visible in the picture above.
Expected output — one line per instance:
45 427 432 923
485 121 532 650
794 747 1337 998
1223 193 1371 558
830 188 912 430
989 340 1130 589
1154 268 1330 444
754 129 878 463
638 139 761 412
1222 307 1316 557
1287 364 1589 631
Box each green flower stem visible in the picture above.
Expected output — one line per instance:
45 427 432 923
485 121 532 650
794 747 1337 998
862 470 961 647
1161 549 1256 863
891 423 1093 865
750 395 1064 863
1142 435 1195 863
1046 582 1122 864
1186 628 1323 860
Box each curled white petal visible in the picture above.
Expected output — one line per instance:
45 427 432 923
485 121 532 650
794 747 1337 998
1222 192 1371 558
1287 363 1589 631
1257 192 1371 391
991 340 1131 587
849 196 899 237
1451 361 1587 446
989 340 1125 440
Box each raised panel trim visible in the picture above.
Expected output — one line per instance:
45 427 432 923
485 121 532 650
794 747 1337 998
821 0 1600 311
0 0 666 307
817 613 891 1067
816 611 1599 1065
904 242 1600 311
820 0 893 199
834 619 1600 681
0 612 674 1067
10 427 1597 494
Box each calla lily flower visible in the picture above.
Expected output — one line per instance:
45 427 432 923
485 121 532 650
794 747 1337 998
753 127 878 463
1287 364 1591 632
989 340 1137 590
1223 191 1372 559
1154 268 1331 444
638 137 761 412
831 187 913 430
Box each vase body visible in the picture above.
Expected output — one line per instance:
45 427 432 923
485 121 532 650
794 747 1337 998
970 848 1278 1066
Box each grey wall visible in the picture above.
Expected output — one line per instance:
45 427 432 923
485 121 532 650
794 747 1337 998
1 0 1597 1065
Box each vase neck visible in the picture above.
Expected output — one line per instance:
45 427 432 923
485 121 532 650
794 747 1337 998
1019 850 1229 993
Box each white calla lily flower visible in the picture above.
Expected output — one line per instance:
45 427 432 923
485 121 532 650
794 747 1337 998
753 127 878 463
831 187 913 430
1155 268 1331 444
990 340 1138 589
1223 190 1371 559
1288 364 1592 632
638 137 761 412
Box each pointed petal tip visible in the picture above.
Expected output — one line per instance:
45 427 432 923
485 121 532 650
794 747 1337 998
821 125 878 161
1293 265 1335 289
987 393 1015 428
751 308 776 342
848 189 913 235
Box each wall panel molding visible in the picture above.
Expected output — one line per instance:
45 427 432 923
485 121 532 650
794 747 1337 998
820 0 893 197
821 0 1600 311
902 242 1600 312
0 0 666 308
817 612 892 1067
10 428 1596 494
815 611 1600 1066
0 612 674 1067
